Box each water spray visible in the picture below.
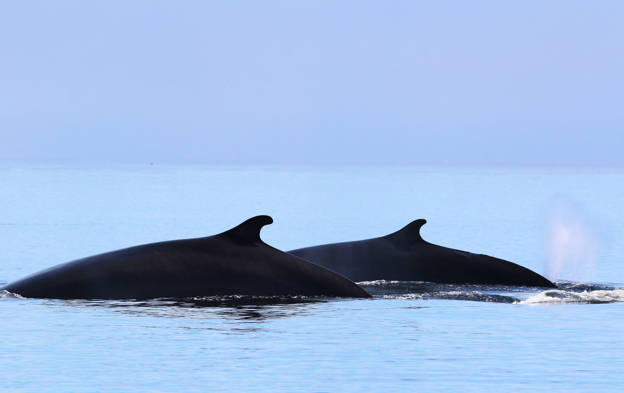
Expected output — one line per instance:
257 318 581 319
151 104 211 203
546 199 597 282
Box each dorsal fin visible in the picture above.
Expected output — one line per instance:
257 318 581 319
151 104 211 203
385 218 427 246
222 215 273 244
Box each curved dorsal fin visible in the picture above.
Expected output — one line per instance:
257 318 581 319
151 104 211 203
223 215 273 244
385 218 427 246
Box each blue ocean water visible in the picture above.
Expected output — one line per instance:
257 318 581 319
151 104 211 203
1 164 623 392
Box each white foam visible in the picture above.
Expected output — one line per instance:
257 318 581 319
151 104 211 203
382 293 424 300
520 289 624 304
380 291 518 303
0 289 24 299
357 280 404 286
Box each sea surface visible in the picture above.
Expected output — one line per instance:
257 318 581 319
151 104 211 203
1 164 623 392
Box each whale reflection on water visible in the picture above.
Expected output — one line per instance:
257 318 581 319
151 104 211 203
51 295 330 321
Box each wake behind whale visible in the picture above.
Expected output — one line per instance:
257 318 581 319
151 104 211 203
359 280 624 304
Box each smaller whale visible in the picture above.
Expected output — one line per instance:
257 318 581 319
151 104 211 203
2 216 370 300
290 219 556 288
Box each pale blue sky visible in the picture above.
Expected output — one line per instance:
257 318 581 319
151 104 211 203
1 1 623 165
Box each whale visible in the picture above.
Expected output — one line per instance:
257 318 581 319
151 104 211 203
289 219 556 288
2 216 370 300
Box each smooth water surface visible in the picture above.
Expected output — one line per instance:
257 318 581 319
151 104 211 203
1 164 623 392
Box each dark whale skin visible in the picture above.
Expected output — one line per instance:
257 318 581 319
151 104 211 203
2 216 370 300
290 219 556 288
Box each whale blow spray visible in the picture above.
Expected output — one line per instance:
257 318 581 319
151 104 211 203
547 200 597 282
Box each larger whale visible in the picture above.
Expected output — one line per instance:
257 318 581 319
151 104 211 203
2 216 370 299
290 219 556 288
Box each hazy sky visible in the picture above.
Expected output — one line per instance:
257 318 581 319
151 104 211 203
1 1 623 165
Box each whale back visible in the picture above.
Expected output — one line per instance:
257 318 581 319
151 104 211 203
2 216 370 299
289 218 556 287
